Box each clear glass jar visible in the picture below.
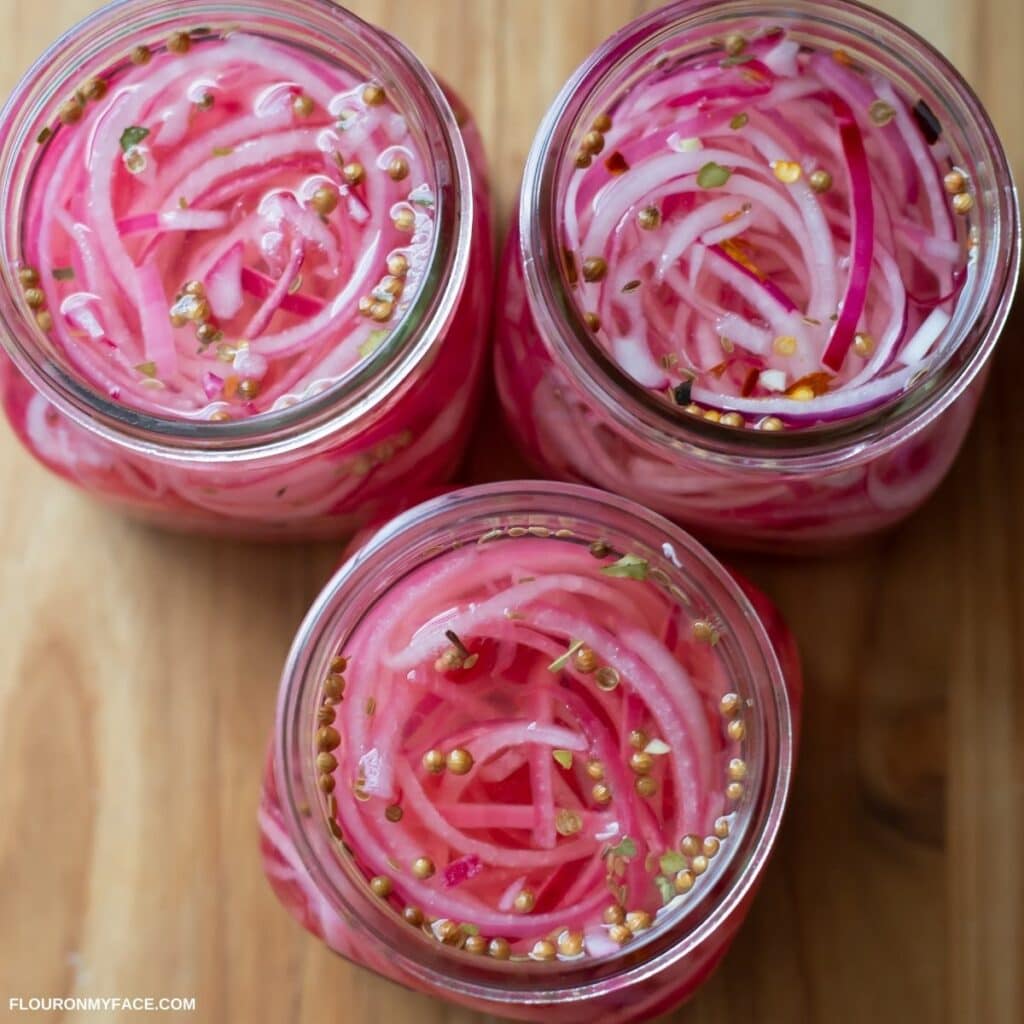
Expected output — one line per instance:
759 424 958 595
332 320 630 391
495 0 1019 553
259 482 800 1022
0 0 491 539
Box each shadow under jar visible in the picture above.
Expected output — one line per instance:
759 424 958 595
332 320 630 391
0 0 491 539
495 0 1019 554
259 482 801 1022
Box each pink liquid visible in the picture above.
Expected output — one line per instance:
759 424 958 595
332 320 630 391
1 24 491 537
260 537 802 1020
495 23 989 550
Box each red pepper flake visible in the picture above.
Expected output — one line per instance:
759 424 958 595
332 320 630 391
833 48 855 66
786 371 833 397
708 361 731 379
562 247 578 285
223 375 240 400
741 367 760 396
604 151 630 175
720 238 765 280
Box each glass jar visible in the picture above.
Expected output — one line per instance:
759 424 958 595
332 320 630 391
259 481 800 1022
495 0 1019 553
0 0 491 539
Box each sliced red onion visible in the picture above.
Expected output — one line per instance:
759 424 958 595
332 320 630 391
560 27 968 426
692 362 920 421
136 262 179 379
25 31 437 416
206 242 246 320
897 307 950 365
314 539 740 955
821 97 874 371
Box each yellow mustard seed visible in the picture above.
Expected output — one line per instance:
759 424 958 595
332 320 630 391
772 160 802 184
168 31 191 55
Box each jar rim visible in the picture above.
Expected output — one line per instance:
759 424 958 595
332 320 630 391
274 481 795 1004
519 0 1020 472
0 0 474 464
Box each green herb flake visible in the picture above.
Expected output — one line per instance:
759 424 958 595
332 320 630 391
52 267 75 281
721 53 755 67
135 361 157 378
655 875 675 905
601 554 650 581
659 851 687 874
729 113 749 130
212 145 234 157
621 279 642 294
358 329 390 359
697 161 732 189
548 638 584 673
119 125 151 152
607 836 637 860
552 749 574 770
460 923 480 937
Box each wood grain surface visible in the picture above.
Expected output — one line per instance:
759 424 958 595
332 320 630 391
0 2 1021 1022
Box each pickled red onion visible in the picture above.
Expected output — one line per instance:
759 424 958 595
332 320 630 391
319 538 748 956
22 31 436 420
563 28 969 427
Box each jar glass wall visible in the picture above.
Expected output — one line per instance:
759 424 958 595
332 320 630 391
259 482 800 1022
0 0 491 539
495 0 1018 553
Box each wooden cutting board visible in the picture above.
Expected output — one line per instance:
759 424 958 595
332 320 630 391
0 2 1020 1022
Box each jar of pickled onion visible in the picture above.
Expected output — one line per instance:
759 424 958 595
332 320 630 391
0 0 491 539
259 482 800 1022
495 0 1019 553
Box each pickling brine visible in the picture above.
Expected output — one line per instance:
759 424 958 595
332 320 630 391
496 0 1018 552
260 483 800 1021
0 0 491 538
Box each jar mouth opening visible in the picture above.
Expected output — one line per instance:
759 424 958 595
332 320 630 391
275 482 794 1002
520 0 1020 467
0 0 473 462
